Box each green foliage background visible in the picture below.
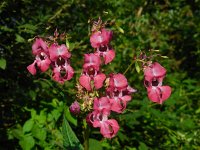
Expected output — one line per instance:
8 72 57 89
0 0 200 149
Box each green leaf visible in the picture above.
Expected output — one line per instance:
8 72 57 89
62 115 83 150
23 119 34 133
15 34 25 43
135 61 140 73
138 142 148 150
65 106 77 126
19 135 35 150
89 138 102 150
32 124 46 141
0 58 6 69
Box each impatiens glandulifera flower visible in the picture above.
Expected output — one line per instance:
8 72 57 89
90 28 115 64
27 38 51 75
79 53 106 91
144 62 171 104
69 101 80 115
106 73 136 113
87 109 119 138
49 43 74 84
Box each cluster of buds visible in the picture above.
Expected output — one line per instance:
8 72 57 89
27 31 74 84
70 19 136 138
143 62 171 104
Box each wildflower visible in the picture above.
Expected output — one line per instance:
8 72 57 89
87 110 119 138
27 38 51 75
49 43 74 83
79 53 106 91
144 62 171 104
90 28 115 64
106 73 136 113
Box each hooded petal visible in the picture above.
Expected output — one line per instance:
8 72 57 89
90 31 103 48
93 97 111 111
144 62 166 79
49 44 58 61
101 28 112 45
109 73 128 90
32 38 48 55
27 61 37 75
94 73 106 89
83 53 101 70
79 75 92 91
100 119 119 138
103 49 115 64
49 44 71 61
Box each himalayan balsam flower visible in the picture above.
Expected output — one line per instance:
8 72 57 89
79 53 106 91
87 97 119 138
49 43 74 84
144 62 171 104
90 28 115 64
106 73 136 113
27 38 51 75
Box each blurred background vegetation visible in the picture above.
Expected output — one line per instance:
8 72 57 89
0 0 200 149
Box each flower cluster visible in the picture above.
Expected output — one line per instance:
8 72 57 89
143 62 171 104
27 33 74 84
70 21 136 138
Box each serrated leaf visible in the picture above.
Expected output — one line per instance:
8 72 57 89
135 61 140 73
0 58 6 69
62 115 83 150
23 119 34 133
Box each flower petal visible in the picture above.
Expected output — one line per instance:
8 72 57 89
37 58 51 72
79 75 91 91
159 86 172 103
147 86 161 103
94 73 106 89
64 64 74 80
32 38 48 55
103 49 115 64
109 73 128 90
27 61 37 75
100 119 119 138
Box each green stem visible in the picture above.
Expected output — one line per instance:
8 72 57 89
123 60 135 75
84 124 89 150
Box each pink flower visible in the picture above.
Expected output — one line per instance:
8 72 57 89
108 73 128 91
49 43 74 83
144 77 171 104
106 73 136 113
69 101 80 115
93 97 111 112
79 54 106 91
87 110 119 138
27 38 51 75
90 28 115 64
90 28 112 48
144 62 166 81
144 62 172 104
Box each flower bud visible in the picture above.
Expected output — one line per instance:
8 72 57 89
69 101 80 115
